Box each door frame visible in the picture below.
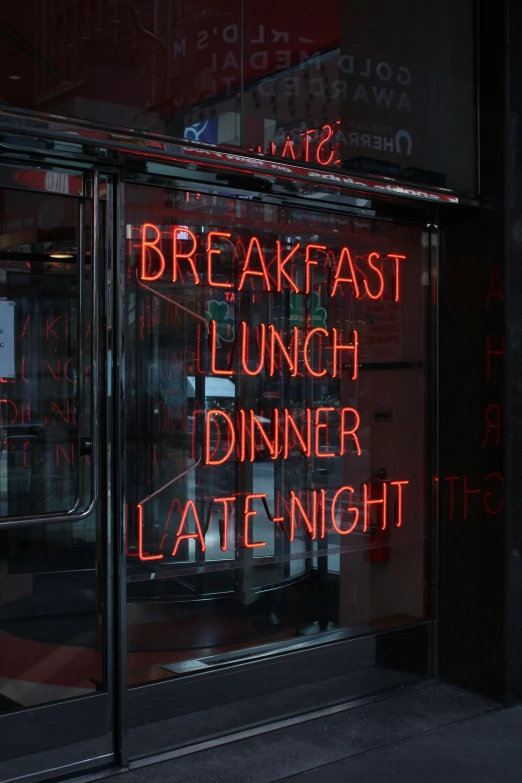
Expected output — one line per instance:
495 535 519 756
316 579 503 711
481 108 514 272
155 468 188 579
0 163 117 783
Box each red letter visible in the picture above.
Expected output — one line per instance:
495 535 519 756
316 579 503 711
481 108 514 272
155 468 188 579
240 322 266 376
290 491 318 540
172 500 206 556
244 494 266 548
304 328 328 377
283 408 312 458
363 252 384 300
331 486 359 534
207 231 232 287
390 480 409 527
214 496 236 551
387 254 405 302
300 128 314 161
269 326 299 377
363 482 387 531
316 124 334 166
238 236 272 291
486 337 504 380
205 410 236 465
276 240 300 292
463 476 480 519
137 503 164 561
330 246 360 298
340 407 362 456
445 476 459 520
486 265 504 307
173 227 200 284
140 223 165 281
250 410 279 461
484 472 504 515
332 328 358 379
482 404 501 447
315 408 336 458
304 244 327 294
281 135 296 159
209 320 234 375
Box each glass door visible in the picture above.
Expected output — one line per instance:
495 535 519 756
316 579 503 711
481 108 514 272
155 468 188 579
123 180 431 759
0 165 114 781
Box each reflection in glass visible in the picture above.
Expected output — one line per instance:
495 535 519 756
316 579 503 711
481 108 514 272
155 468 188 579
0 185 102 717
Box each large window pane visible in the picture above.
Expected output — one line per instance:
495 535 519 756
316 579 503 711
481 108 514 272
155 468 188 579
124 183 429 685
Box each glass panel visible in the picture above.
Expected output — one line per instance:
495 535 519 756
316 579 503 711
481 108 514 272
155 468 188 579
0 1 241 142
1 1 474 192
0 184 104 716
124 183 428 686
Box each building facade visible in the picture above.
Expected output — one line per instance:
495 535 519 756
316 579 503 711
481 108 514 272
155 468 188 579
0 1 518 780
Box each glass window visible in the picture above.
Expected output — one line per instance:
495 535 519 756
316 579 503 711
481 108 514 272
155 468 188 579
124 183 429 685
0 181 103 717
1 1 474 192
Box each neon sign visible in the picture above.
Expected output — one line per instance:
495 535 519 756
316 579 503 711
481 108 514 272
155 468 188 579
135 223 412 561
251 122 342 168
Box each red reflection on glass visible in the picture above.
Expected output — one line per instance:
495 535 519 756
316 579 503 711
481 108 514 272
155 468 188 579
207 231 232 288
172 500 206 556
484 472 504 515
244 494 267 548
463 476 480 519
486 265 504 307
316 124 334 166
140 223 166 281
281 136 296 159
482 404 501 447
486 336 504 380
300 128 314 162
444 475 459 520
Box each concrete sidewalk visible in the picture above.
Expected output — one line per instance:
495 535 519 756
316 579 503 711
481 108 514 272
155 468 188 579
121 683 522 783
279 707 522 782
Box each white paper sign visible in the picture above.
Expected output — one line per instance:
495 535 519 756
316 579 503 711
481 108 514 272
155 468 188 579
0 301 15 378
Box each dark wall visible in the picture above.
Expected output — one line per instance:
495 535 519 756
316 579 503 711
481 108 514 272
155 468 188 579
504 0 522 704
439 206 505 699
438 0 522 703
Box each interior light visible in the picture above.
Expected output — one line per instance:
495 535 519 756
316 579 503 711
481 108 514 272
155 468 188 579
49 252 74 259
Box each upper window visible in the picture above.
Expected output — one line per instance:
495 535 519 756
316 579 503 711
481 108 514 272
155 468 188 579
1 0 475 192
